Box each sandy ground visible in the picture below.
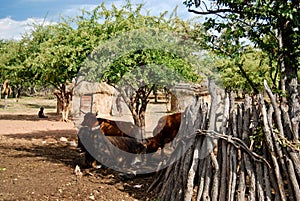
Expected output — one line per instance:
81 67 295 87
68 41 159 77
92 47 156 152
0 97 158 200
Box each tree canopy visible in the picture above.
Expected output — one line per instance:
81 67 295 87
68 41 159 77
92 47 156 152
0 1 205 125
185 0 299 94
77 3 204 127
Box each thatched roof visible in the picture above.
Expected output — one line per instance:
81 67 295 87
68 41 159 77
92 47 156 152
73 80 117 96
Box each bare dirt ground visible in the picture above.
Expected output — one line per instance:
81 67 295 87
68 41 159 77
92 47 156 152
0 97 157 201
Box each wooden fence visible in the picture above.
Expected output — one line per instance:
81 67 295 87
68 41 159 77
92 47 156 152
149 80 300 201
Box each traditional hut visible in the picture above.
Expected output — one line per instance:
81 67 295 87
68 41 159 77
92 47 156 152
72 79 119 127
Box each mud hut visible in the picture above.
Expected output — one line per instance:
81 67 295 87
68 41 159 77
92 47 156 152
72 80 119 127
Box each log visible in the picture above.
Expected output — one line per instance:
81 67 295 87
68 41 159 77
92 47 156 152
289 152 300 179
264 82 296 200
256 163 265 200
202 157 212 201
263 80 285 138
184 137 201 201
269 167 281 201
236 157 246 201
210 151 219 201
286 156 300 200
258 94 287 201
196 159 207 201
242 95 256 201
263 143 272 201
219 92 230 201
228 91 238 201
228 150 237 201
263 160 272 201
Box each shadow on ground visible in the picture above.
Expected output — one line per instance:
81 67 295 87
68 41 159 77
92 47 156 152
0 129 156 200
3 129 77 140
0 113 65 121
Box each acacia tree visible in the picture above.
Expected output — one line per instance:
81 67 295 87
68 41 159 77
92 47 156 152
0 39 37 98
0 23 79 118
21 7 113 120
20 23 77 120
78 2 203 138
103 48 200 129
185 0 300 114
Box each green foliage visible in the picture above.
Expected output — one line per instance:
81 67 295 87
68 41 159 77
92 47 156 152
1 1 204 95
185 0 300 93
216 48 274 92
75 2 205 125
0 40 32 88
105 49 200 88
0 0 206 125
78 2 204 89
81 28 202 84
249 123 265 151
22 22 83 88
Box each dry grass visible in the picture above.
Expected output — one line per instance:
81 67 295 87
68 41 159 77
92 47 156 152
0 96 57 115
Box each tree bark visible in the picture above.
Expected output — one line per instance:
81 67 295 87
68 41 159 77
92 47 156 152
170 92 179 112
54 81 74 122
185 138 201 201
256 163 265 201
210 151 219 201
258 94 287 201
286 156 300 200
219 92 229 201
196 159 207 200
228 91 237 201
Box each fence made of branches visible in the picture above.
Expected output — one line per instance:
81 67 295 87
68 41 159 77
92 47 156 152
149 80 300 201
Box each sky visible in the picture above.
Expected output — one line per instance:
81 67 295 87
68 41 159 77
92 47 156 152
0 0 197 40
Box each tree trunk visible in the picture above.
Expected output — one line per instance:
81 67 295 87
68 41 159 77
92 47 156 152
278 19 300 141
170 92 179 112
56 97 62 114
4 95 8 109
54 81 74 122
118 86 152 141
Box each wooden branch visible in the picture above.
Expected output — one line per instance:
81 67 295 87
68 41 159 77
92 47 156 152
188 8 237 15
202 157 212 201
228 91 237 201
256 163 265 200
185 138 201 201
228 149 237 201
219 92 229 201
210 151 219 201
236 155 246 201
263 80 285 138
286 156 300 200
244 153 256 201
196 159 207 200
242 95 256 201
258 94 287 201
196 130 271 168
263 151 272 201
289 152 300 179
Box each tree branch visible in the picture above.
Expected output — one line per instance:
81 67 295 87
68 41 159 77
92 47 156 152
188 8 237 15
196 129 271 168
